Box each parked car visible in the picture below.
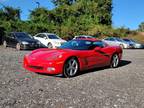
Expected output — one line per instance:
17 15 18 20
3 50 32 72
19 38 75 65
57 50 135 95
23 38 123 77
73 35 95 39
102 37 133 48
123 38 143 48
34 33 66 48
3 32 41 50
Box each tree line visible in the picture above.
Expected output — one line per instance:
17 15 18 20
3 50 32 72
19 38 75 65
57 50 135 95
0 0 138 41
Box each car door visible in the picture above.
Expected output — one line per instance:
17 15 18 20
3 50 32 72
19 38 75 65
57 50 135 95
104 38 117 46
34 34 48 46
78 50 99 70
40 34 49 46
34 34 43 42
92 41 110 67
8 33 18 47
79 41 110 69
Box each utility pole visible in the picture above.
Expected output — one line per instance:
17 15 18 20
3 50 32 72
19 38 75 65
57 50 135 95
36 2 40 8
32 0 40 8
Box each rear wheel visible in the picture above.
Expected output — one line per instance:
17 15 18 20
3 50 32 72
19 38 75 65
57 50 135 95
16 43 21 51
3 41 7 48
110 54 120 68
47 43 53 48
63 57 79 78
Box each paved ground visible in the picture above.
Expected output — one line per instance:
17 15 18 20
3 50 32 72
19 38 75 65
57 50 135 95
0 47 144 108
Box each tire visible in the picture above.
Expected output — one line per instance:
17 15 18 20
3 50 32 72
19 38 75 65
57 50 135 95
3 41 7 48
47 43 53 48
16 43 21 51
120 44 124 49
63 57 79 78
110 54 120 68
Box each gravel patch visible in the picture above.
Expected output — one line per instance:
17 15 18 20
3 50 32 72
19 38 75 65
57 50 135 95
0 46 144 108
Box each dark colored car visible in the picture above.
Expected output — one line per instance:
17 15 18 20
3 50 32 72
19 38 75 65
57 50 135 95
3 32 41 50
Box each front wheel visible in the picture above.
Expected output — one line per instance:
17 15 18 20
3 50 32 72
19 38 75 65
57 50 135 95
47 43 53 48
63 57 79 78
110 54 120 68
120 44 124 49
16 43 21 51
3 41 7 48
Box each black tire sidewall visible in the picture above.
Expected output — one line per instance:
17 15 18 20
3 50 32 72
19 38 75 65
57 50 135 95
3 41 7 48
16 43 21 51
63 57 79 78
110 54 119 68
120 44 124 49
47 43 53 48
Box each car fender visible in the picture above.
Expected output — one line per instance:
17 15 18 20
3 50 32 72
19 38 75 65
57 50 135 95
61 52 83 71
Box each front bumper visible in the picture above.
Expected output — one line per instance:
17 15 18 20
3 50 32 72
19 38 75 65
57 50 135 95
23 55 64 75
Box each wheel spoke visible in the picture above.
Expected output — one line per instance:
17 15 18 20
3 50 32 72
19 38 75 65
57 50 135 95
72 60 76 66
113 55 119 67
69 69 74 76
68 61 72 66
66 67 71 71
64 58 79 77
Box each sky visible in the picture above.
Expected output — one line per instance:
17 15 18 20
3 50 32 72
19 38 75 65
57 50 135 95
0 0 144 30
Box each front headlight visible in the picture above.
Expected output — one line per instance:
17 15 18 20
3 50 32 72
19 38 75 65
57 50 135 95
22 41 29 44
45 54 63 61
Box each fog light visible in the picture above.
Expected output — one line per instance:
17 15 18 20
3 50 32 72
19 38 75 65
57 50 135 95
47 67 55 71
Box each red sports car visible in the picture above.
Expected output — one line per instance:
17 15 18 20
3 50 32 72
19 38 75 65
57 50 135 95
23 39 123 77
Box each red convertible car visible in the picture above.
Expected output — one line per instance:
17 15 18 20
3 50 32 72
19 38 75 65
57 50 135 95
23 39 123 77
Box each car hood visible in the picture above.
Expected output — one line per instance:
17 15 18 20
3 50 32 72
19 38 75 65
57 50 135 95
50 39 66 43
29 48 73 61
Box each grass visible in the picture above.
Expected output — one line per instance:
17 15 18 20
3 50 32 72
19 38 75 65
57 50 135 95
126 32 144 44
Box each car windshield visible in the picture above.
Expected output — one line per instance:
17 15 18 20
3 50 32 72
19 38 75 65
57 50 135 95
115 38 123 42
130 39 136 42
15 33 32 40
59 40 99 50
47 34 60 39
76 35 94 39
123 39 131 42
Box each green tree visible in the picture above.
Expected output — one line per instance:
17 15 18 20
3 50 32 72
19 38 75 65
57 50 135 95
52 0 76 6
3 6 21 20
138 22 144 31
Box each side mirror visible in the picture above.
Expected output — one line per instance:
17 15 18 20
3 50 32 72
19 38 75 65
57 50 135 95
44 37 47 40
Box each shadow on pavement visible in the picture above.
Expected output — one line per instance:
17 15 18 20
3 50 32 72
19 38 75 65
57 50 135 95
36 60 132 78
119 60 131 67
76 60 132 77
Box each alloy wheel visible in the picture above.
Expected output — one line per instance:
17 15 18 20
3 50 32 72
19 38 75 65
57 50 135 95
120 44 124 49
64 58 79 77
16 43 21 51
47 43 53 48
3 41 7 48
111 54 119 68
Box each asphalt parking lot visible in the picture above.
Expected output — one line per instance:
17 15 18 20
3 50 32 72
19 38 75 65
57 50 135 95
0 47 144 108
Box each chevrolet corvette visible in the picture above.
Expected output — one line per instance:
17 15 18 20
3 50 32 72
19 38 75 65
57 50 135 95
23 39 123 77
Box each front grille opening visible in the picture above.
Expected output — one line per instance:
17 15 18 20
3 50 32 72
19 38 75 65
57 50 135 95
29 65 43 70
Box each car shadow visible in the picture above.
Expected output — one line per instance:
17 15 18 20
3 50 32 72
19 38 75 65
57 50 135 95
119 60 131 67
76 60 132 77
36 60 131 78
